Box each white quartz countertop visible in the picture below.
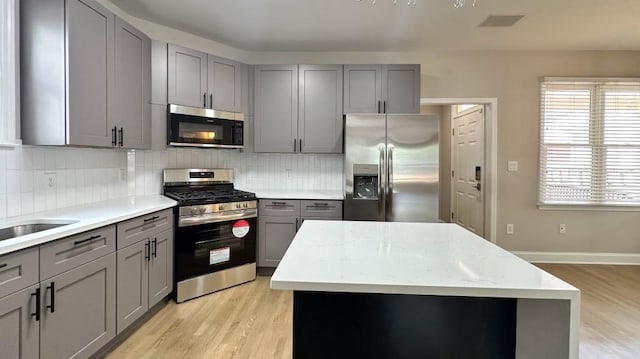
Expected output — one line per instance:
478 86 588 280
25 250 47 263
271 221 579 300
0 196 176 256
251 188 343 200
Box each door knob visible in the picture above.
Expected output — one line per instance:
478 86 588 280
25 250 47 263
475 182 481 191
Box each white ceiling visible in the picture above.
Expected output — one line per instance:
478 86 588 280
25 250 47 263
110 0 640 52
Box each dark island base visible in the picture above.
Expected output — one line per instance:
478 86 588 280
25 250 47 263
293 291 517 359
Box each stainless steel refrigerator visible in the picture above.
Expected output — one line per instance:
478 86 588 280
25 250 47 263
344 114 439 222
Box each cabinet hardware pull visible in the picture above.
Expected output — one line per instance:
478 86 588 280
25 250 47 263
73 235 101 246
293 138 297 152
378 100 381 113
272 201 287 206
313 203 329 207
31 288 41 321
295 217 299 231
46 282 55 313
209 93 213 109
143 215 160 223
145 241 151 261
0 263 6 269
111 126 117 146
299 139 302 152
152 238 157 258
383 101 387 114
118 127 124 147
203 93 207 108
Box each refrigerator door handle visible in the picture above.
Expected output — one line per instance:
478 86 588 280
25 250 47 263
378 144 385 217
387 145 394 219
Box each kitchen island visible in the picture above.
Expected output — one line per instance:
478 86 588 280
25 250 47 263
271 221 580 359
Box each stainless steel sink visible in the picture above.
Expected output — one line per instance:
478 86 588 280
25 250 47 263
0 220 78 241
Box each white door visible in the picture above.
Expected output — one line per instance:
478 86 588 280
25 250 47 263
452 106 485 237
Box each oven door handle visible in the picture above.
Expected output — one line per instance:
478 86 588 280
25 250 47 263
178 210 257 227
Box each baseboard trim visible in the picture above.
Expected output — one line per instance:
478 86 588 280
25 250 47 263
512 251 640 265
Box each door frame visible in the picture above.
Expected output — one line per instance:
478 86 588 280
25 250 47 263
420 98 498 244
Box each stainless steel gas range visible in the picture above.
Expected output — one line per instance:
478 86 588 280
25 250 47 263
163 168 257 303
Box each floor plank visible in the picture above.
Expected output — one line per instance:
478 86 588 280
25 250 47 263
106 265 640 359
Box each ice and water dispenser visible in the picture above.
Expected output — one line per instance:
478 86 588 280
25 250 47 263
352 164 379 200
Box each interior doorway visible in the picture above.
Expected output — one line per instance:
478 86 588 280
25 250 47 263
420 98 498 243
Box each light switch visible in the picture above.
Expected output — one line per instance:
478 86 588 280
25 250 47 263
508 161 518 172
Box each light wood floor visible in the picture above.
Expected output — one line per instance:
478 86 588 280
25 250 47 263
106 265 640 359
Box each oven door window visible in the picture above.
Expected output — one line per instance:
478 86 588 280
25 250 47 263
175 218 256 282
170 114 236 146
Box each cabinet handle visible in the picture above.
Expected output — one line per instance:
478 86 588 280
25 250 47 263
145 241 151 261
73 235 101 246
152 238 157 258
203 93 207 108
209 93 213 109
383 101 387 114
111 126 117 146
293 138 297 152
272 201 287 206
295 217 299 231
313 202 329 207
118 127 124 147
46 282 55 313
378 100 381 113
299 139 302 152
0 263 6 269
143 215 160 223
31 288 41 321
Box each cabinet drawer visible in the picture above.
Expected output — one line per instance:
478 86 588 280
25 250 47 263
300 200 342 219
259 200 300 217
0 247 39 299
117 209 173 249
40 225 116 280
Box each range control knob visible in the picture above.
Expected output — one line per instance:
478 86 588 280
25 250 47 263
199 207 206 214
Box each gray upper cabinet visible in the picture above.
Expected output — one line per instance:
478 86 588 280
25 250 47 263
115 17 151 149
40 253 116 359
298 65 344 153
151 41 168 106
208 55 243 112
343 65 382 114
254 65 299 153
254 65 343 154
344 64 420 114
167 45 208 108
21 0 151 149
167 44 244 112
0 285 40 359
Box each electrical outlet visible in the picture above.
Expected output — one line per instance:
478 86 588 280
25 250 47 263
46 172 56 189
559 224 566 234
506 223 514 235
508 161 519 172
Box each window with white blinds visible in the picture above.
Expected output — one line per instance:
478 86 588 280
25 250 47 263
0 0 19 145
539 78 640 206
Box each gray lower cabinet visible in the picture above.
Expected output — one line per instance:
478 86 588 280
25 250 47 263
258 199 342 267
0 285 40 359
40 253 116 359
116 228 173 334
344 64 420 114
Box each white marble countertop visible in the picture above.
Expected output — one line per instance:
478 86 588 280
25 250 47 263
0 196 177 256
251 188 343 200
271 221 579 300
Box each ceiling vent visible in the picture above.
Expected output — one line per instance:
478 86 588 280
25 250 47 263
478 15 524 27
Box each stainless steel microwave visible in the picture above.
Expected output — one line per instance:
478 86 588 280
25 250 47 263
168 104 245 149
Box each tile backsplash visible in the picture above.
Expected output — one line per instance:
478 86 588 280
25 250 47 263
0 146 343 220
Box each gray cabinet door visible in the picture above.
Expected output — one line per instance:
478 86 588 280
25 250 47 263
382 64 421 114
343 65 382 114
116 240 149 335
254 65 298 153
167 44 208 108
40 253 116 359
208 55 242 112
151 40 168 106
298 65 344 153
66 0 115 147
115 17 151 149
148 230 173 308
258 216 298 267
0 285 39 359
